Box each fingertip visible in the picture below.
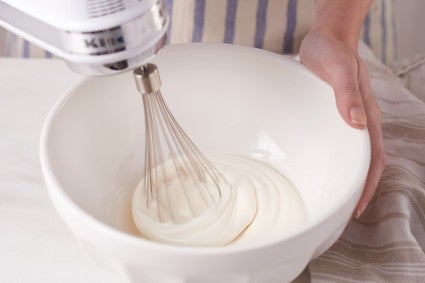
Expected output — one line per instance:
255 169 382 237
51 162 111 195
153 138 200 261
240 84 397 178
349 106 367 128
354 201 368 219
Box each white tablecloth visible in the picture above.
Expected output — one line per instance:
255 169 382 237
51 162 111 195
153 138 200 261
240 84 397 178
0 58 121 283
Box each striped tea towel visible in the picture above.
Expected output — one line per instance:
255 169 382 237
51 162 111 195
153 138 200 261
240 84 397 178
294 42 425 283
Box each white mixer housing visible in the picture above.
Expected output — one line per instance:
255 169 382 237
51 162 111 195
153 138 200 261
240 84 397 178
0 0 169 75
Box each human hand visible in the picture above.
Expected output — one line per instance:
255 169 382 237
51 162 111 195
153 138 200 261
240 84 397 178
299 29 386 218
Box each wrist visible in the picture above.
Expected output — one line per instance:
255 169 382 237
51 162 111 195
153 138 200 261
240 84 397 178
311 0 372 50
308 25 359 51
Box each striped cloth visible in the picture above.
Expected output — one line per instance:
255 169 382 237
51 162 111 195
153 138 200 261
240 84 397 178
292 42 425 282
392 53 425 103
1 0 396 63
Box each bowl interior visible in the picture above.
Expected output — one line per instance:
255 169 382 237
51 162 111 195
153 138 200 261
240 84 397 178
44 43 370 238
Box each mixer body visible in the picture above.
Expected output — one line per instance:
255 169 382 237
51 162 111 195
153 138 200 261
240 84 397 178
0 0 169 75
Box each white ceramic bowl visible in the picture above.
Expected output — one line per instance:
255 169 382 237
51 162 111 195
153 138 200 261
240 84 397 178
40 43 370 283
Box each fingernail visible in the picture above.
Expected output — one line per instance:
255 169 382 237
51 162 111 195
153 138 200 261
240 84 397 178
354 210 361 219
354 202 368 218
350 106 367 127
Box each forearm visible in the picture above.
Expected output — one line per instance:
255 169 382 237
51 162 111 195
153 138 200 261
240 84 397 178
311 0 372 49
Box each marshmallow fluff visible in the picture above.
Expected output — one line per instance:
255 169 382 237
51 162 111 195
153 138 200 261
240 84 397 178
132 154 307 247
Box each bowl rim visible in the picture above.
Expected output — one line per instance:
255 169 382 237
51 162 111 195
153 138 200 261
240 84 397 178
39 42 371 256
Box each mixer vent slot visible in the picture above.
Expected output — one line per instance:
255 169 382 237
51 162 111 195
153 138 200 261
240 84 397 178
87 0 125 18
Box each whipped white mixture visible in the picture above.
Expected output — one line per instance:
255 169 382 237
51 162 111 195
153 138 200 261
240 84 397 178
132 154 307 247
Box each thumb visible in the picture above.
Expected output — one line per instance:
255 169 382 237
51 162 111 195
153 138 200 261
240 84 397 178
327 63 367 129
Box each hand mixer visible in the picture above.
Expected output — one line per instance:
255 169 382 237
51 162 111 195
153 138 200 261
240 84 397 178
0 0 169 75
0 0 227 222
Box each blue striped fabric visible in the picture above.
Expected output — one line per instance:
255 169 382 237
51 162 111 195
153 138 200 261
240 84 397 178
224 0 238 44
381 0 387 63
164 0 173 44
363 13 371 47
283 0 297 54
254 0 268 49
23 40 30 58
0 0 397 63
192 0 206 42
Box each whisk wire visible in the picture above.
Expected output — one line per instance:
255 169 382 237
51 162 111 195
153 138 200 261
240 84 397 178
134 64 227 223
148 91 198 218
155 92 221 206
156 93 224 203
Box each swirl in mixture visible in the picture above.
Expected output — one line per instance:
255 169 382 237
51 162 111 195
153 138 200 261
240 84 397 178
132 154 307 247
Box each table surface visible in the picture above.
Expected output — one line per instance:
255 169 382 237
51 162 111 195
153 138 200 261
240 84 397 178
0 58 122 283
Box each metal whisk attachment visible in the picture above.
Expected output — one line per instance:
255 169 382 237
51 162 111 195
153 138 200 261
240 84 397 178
133 64 226 223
